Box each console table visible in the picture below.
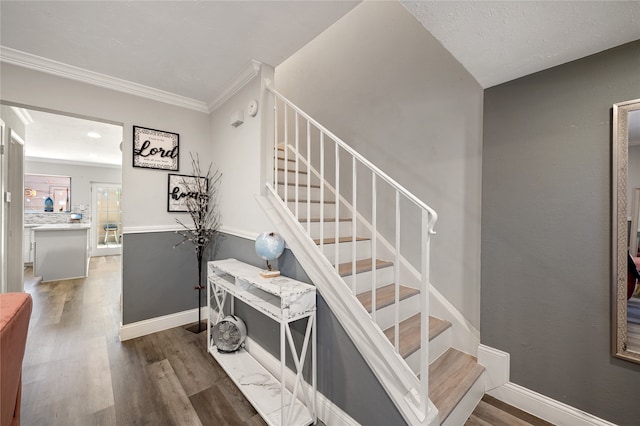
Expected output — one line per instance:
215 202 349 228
207 258 317 426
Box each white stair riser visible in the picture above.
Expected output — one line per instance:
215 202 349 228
277 170 319 184
429 325 452 366
351 266 395 294
304 221 353 239
373 293 420 331
320 240 371 264
288 201 341 218
402 323 452 374
277 185 326 201
442 371 485 426
277 158 308 171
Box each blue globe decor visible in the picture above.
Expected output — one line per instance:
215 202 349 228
255 232 285 278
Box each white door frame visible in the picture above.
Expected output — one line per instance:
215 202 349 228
0 118 6 293
91 182 122 257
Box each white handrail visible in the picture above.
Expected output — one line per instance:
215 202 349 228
267 86 438 234
268 86 438 420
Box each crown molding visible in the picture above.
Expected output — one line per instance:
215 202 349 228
10 106 33 126
25 155 122 169
208 60 262 112
0 46 209 113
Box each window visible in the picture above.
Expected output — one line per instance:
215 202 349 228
24 174 71 212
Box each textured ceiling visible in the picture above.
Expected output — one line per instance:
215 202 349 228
402 0 640 88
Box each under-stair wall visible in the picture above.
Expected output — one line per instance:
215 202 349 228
213 232 407 425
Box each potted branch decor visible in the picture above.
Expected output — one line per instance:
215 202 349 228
174 153 222 334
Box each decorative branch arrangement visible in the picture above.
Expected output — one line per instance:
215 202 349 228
174 153 222 333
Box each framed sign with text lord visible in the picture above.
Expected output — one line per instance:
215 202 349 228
133 125 179 171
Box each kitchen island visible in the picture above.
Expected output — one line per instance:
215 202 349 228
33 224 90 282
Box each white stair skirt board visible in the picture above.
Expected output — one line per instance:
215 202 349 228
320 239 372 265
243 336 360 426
119 306 209 341
487 382 617 426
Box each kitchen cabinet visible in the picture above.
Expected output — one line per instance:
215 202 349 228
33 224 90 282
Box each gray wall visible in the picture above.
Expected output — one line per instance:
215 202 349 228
482 40 640 424
213 233 406 426
275 1 484 328
122 231 198 324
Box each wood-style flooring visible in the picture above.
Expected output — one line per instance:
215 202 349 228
21 255 551 426
21 256 269 426
466 395 554 426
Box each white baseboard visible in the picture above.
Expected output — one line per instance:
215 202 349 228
244 336 359 426
488 382 616 426
477 344 510 391
120 306 208 341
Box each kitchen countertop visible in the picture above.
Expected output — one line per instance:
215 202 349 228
32 224 90 231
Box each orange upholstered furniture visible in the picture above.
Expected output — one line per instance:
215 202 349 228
0 293 33 426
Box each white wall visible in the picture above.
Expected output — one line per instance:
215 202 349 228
0 63 211 229
210 69 274 238
275 1 484 327
24 160 121 208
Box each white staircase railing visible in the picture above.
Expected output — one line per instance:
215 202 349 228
265 86 438 421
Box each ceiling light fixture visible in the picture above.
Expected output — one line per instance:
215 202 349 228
87 131 101 138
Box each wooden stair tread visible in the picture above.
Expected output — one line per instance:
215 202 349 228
429 348 485 423
467 395 554 426
383 314 451 358
277 167 308 174
357 284 419 313
338 258 393 277
278 182 321 188
314 236 369 245
298 217 351 223
287 199 335 204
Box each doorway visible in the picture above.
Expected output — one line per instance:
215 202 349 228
92 182 122 256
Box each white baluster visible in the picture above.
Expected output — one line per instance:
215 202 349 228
335 143 340 275
352 156 357 294
394 190 400 353
371 173 377 324
294 111 299 219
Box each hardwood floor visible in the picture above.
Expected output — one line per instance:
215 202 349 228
21 256 268 426
21 256 548 426
465 395 554 426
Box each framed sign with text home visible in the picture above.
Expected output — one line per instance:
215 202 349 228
168 174 208 212
133 125 179 170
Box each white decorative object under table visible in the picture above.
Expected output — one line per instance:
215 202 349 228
207 258 317 426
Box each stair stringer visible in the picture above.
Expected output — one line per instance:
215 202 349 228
280 143 481 357
257 190 440 426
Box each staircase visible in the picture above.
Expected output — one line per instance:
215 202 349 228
260 87 484 425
